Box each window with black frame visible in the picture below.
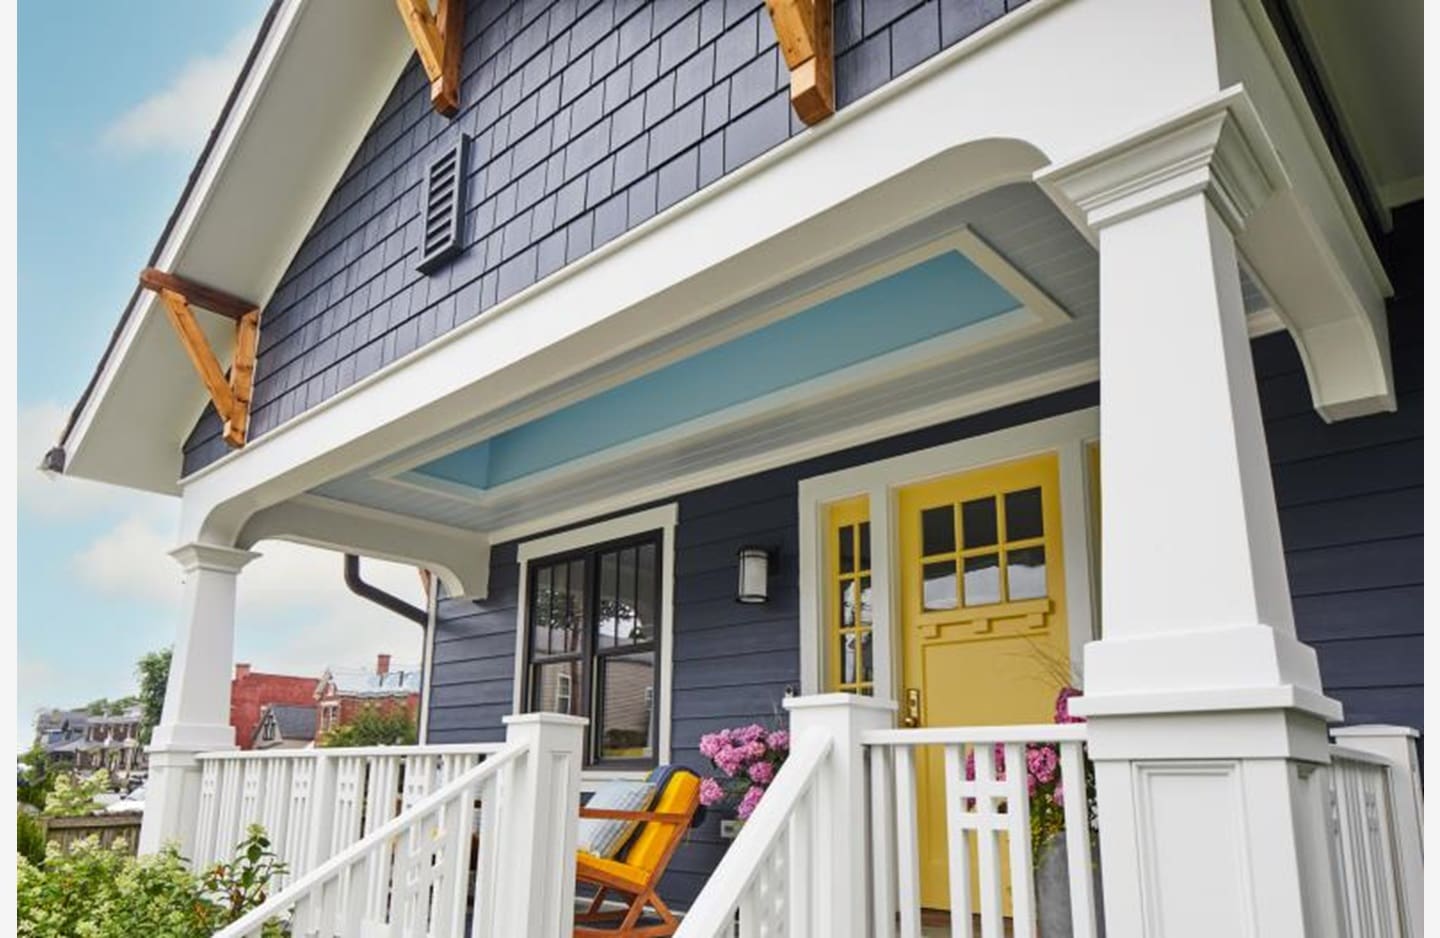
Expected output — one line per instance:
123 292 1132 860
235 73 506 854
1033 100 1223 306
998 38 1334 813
525 533 661 767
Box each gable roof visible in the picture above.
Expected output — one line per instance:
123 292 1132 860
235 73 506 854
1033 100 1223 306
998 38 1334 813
50 0 414 493
258 704 317 742
321 664 421 697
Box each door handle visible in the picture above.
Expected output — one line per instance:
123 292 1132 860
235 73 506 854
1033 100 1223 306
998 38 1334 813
903 687 922 728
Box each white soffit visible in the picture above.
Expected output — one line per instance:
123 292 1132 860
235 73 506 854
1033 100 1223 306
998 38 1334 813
63 0 413 494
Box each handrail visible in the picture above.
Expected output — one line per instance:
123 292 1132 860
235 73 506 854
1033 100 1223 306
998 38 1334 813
1328 744 1395 767
862 723 1089 745
675 728 833 935
214 740 528 936
196 742 506 760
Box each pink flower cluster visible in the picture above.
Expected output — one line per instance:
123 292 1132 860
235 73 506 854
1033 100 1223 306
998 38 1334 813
696 723 790 819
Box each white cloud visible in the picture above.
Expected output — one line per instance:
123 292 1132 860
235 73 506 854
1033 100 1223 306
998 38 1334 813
18 401 174 521
73 512 426 676
100 31 252 155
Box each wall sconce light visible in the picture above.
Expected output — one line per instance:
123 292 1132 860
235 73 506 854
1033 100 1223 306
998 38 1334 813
736 546 771 604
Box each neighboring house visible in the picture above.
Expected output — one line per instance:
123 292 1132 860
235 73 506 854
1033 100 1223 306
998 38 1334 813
35 707 147 779
251 704 318 750
47 1 1421 935
314 654 421 736
229 662 319 750
34 708 91 768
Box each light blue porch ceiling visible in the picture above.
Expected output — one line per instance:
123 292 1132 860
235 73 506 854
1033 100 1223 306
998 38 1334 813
413 250 1023 492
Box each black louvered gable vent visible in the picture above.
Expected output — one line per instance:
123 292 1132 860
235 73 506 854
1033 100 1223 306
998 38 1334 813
417 134 469 274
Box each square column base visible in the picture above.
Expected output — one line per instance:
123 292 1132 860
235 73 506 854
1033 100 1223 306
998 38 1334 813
1087 707 1343 938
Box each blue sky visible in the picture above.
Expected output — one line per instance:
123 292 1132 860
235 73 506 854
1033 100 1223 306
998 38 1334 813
18 2 422 748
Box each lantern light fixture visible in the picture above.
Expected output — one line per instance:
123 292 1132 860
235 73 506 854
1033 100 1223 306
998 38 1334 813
736 546 771 604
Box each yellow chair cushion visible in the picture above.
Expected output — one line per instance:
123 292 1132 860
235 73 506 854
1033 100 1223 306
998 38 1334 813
575 852 649 889
621 771 698 876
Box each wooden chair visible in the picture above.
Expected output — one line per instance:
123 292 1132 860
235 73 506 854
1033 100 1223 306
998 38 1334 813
574 767 701 937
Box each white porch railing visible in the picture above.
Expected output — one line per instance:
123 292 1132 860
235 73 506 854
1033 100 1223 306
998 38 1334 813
677 696 1099 938
193 744 504 885
211 713 586 938
1325 743 1420 938
863 724 1098 938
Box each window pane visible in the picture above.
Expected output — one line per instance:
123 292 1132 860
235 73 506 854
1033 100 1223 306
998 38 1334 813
922 561 958 610
597 652 655 761
858 575 873 625
532 661 581 715
1005 488 1044 541
962 497 998 549
565 560 585 653
617 547 638 643
921 506 955 556
531 565 554 655
598 550 619 648
634 543 657 642
838 524 855 573
1007 546 1047 600
858 522 872 572
839 579 857 627
963 553 1001 606
841 633 857 684
860 631 873 684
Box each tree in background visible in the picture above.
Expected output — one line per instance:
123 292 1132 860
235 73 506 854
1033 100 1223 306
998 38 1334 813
136 648 171 744
318 704 418 748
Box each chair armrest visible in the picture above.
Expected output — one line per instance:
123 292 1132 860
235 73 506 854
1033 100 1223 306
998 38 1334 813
579 807 693 824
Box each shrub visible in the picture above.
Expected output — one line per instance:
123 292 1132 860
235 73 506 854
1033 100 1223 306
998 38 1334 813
319 703 417 748
17 811 46 867
42 770 110 817
17 825 288 938
696 723 791 820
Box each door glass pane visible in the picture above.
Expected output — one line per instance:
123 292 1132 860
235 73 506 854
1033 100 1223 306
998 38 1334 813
839 580 857 627
1007 546 1047 600
838 524 855 573
531 661 581 714
859 631 873 683
961 497 998 549
1005 488 1044 541
598 550 619 648
858 522 872 571
962 553 1001 606
921 506 955 556
597 652 655 761
634 542 657 642
841 633 857 684
922 561 958 610
858 575 873 625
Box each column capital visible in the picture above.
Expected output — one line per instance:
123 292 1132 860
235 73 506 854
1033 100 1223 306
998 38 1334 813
1037 87 1288 236
168 542 261 574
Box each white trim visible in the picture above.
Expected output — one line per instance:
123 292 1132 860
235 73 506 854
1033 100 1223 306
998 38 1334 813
511 504 678 767
370 225 1071 489
796 408 1101 701
486 361 1097 546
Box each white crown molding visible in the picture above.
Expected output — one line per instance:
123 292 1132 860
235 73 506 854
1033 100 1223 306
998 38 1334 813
168 543 262 574
1036 87 1287 236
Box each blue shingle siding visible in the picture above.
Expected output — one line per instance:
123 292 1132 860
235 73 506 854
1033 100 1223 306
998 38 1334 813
181 0 1021 474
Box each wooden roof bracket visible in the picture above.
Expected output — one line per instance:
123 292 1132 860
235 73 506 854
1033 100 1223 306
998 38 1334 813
138 268 260 449
765 0 834 125
396 0 464 117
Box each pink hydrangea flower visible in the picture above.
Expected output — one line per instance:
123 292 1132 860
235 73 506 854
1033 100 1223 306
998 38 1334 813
698 777 725 807
736 784 766 820
1053 780 1065 807
765 730 789 751
964 744 1007 781
698 732 727 760
747 761 775 784
1054 687 1084 724
736 724 768 744
1026 745 1059 786
744 740 767 760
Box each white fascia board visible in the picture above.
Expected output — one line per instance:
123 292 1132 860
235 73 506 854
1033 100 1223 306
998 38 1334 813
63 0 412 493
176 0 1226 547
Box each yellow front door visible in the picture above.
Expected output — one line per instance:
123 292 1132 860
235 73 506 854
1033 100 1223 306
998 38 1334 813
897 452 1071 912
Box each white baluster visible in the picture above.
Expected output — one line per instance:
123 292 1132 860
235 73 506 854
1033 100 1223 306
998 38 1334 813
787 789 811 938
1004 742 1037 938
194 760 221 869
1059 740 1098 938
943 744 974 938
893 744 921 938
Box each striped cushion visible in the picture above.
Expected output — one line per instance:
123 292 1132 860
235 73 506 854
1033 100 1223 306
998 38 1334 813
577 781 657 860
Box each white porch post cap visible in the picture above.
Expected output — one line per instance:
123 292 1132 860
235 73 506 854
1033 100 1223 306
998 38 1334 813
1035 86 1288 236
168 542 262 573
782 692 898 714
502 712 590 728
1331 724 1421 739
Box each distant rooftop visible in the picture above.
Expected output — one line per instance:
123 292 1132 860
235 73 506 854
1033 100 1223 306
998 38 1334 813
322 664 421 698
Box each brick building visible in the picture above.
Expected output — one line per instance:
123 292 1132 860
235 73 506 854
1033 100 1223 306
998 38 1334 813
315 654 421 736
229 664 318 750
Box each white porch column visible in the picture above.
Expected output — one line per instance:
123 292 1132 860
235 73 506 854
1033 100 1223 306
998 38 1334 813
492 712 587 938
138 542 259 856
1040 92 1346 938
784 693 898 938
